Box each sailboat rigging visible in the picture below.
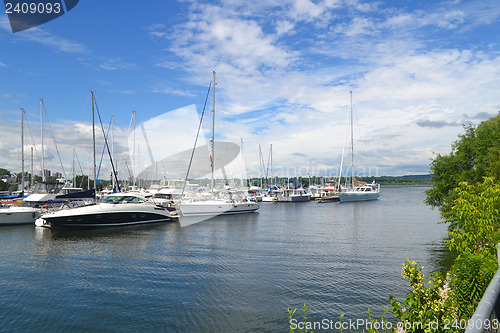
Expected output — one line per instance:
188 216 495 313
338 91 380 202
178 71 259 221
0 109 41 226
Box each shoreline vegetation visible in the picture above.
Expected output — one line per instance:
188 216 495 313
0 170 433 194
289 111 500 332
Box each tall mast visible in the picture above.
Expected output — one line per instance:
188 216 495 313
40 98 44 182
30 147 33 189
259 144 263 189
111 116 115 190
211 71 216 196
270 144 273 187
133 111 136 188
240 138 244 187
349 91 354 188
72 149 75 187
21 108 25 197
91 91 97 200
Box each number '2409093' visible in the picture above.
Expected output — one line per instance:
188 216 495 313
5 2 61 14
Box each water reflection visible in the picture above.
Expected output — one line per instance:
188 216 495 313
1 187 452 332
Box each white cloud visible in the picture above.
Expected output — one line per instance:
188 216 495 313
2 0 499 179
152 87 197 97
275 20 294 36
144 0 500 176
334 16 378 36
99 59 135 71
17 27 87 54
0 15 87 53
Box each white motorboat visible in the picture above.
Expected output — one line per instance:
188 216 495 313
248 186 263 202
261 183 281 202
0 206 41 226
277 181 311 202
179 198 259 217
35 192 173 229
338 183 380 202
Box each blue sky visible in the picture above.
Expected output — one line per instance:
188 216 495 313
1 0 499 180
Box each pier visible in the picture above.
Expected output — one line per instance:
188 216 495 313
315 195 339 203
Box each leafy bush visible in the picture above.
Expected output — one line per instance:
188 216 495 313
448 254 497 319
443 177 500 257
389 259 457 333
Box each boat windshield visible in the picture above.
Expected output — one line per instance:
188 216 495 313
101 196 146 204
32 182 65 193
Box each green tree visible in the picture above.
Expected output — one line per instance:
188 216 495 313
438 178 500 322
426 112 500 212
0 180 9 191
443 177 500 257
0 168 11 177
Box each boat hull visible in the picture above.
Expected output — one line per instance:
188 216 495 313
35 203 172 229
0 207 40 225
338 191 380 202
277 194 311 202
179 201 259 216
261 195 277 202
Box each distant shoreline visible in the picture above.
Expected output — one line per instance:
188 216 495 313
381 184 432 188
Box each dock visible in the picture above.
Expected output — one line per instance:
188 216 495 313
315 195 339 203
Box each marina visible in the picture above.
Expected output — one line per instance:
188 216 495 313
1 1 496 330
0 187 448 332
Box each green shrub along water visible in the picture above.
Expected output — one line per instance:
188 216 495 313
288 113 500 332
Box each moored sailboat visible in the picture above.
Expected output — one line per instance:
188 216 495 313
0 108 41 225
338 91 380 202
179 71 259 218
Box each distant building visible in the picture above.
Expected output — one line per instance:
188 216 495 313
41 169 51 179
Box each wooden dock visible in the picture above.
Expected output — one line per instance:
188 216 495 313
315 195 339 203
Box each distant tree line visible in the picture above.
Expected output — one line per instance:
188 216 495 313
247 175 433 188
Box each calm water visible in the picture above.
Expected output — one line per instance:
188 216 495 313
0 187 449 332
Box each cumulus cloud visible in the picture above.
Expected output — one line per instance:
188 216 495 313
416 119 461 128
1 20 88 53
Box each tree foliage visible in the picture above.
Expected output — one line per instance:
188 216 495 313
443 177 500 256
389 259 455 333
448 254 497 319
425 112 500 212
0 168 11 177
0 180 9 191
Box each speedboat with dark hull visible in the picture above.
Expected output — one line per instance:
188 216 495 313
35 192 173 229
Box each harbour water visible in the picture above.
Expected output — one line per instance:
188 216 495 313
0 187 448 332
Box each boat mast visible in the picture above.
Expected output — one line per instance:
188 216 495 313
240 138 244 187
349 91 354 189
40 98 44 182
133 110 136 188
270 144 273 188
91 91 97 200
259 144 263 189
21 108 24 198
72 149 75 187
211 71 216 196
30 147 33 189
111 115 115 191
